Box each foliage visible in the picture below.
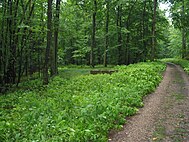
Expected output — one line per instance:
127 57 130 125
0 0 172 89
59 0 170 65
167 28 182 58
161 58 189 74
170 0 189 58
0 62 165 142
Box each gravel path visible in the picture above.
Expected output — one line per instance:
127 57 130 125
109 63 189 142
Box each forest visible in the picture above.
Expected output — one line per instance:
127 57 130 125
0 0 189 87
0 0 189 141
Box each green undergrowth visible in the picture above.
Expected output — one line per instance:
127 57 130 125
0 62 166 142
161 58 189 74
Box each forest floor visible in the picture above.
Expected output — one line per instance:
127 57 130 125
109 63 189 142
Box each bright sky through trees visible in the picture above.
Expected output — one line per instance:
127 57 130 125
159 2 171 19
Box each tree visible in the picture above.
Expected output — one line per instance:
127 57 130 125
51 0 61 76
170 0 189 59
43 0 53 84
90 0 97 67
181 0 186 58
104 0 110 67
152 0 158 60
168 27 182 57
117 2 122 65
0 0 172 91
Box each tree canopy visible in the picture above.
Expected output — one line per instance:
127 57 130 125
0 0 189 90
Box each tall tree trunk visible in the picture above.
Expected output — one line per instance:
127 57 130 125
182 0 186 59
97 46 101 64
104 0 109 67
17 1 34 86
151 0 157 61
182 30 186 59
90 0 97 67
51 0 61 76
142 0 147 60
38 3 44 77
117 4 122 65
6 0 16 84
124 0 137 65
0 0 6 87
17 36 25 86
43 0 52 84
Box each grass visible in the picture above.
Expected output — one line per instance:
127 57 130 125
0 62 166 142
172 93 185 101
152 124 166 142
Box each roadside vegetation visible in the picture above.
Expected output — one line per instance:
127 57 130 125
0 62 165 142
161 58 189 74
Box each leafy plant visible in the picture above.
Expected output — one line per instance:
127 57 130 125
0 62 166 142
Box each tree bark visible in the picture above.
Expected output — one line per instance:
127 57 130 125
90 0 97 67
0 0 6 87
5 0 16 84
124 0 137 65
151 0 157 61
142 0 147 60
104 0 109 67
17 1 35 86
51 0 61 76
182 0 186 59
43 0 53 84
117 4 122 65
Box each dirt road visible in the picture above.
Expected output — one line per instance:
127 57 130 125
109 63 189 142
